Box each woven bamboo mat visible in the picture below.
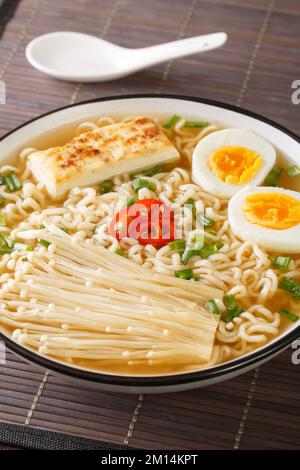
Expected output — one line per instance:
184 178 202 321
0 0 299 450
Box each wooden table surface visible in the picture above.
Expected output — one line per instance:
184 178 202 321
0 0 300 451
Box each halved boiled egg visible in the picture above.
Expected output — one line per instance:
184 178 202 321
228 186 300 254
192 129 276 198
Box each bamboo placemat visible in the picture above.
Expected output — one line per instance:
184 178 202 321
0 0 299 450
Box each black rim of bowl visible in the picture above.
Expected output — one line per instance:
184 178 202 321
1 93 299 388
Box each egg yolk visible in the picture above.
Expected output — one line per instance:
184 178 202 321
243 192 300 230
208 146 263 185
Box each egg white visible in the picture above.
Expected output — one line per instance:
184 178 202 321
192 128 276 198
228 186 300 254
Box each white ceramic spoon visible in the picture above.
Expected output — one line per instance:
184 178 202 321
26 31 227 83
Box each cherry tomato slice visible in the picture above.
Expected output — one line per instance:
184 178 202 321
108 198 175 246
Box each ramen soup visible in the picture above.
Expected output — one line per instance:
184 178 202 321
0 114 299 376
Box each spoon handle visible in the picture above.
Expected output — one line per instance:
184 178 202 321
132 32 227 67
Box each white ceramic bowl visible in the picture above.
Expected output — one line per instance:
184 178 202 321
1 95 299 393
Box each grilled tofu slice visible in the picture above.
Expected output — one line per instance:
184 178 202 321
28 116 180 198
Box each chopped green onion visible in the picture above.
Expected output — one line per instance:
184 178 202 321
181 248 200 265
60 227 70 234
0 195 5 208
39 239 50 248
197 244 219 258
0 175 4 185
265 165 283 186
279 276 300 299
215 241 224 250
199 239 224 257
0 214 5 225
197 212 215 228
270 256 291 270
3 175 16 192
175 268 193 280
222 306 244 322
133 165 164 178
10 172 22 190
207 300 220 315
115 248 128 258
14 243 33 252
279 276 296 292
279 308 299 322
163 114 181 129
181 240 223 264
132 178 156 192
0 234 13 248
222 295 244 322
4 171 22 192
223 295 238 310
0 247 13 255
99 180 113 195
168 240 186 251
184 121 209 128
127 196 137 207
287 166 300 178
